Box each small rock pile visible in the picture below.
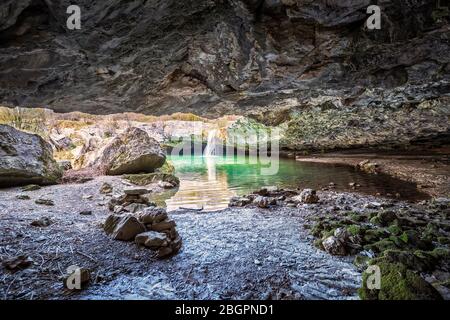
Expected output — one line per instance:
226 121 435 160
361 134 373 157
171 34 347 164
108 188 155 214
136 208 182 258
104 188 182 258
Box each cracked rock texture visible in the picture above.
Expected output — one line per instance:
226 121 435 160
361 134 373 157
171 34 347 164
0 0 449 151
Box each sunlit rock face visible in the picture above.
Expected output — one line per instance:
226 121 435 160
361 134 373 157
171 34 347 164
0 0 449 150
0 124 62 187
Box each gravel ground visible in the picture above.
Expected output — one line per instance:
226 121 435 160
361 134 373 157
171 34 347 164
0 176 368 300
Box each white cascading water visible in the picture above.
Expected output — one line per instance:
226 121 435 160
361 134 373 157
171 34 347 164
204 129 217 157
204 130 218 182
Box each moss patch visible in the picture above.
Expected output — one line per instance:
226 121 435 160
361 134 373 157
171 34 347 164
157 160 176 175
347 224 363 236
359 262 443 300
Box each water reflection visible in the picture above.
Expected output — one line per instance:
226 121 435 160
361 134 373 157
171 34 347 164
164 155 429 212
205 156 217 182
165 157 235 211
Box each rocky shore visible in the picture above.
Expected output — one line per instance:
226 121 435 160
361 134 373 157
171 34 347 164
296 153 450 198
230 187 450 300
0 121 448 300
0 0 448 302
0 175 448 300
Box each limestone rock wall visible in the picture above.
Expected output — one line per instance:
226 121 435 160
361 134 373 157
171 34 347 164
0 0 449 151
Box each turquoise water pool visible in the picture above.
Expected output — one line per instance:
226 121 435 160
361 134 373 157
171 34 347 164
163 155 427 211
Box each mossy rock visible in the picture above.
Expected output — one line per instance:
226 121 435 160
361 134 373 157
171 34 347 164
364 238 398 253
399 230 434 251
421 222 440 242
363 228 389 244
339 218 356 226
389 235 408 248
157 160 176 175
359 262 443 300
430 247 450 261
353 255 370 270
347 224 363 236
369 211 378 219
436 279 450 289
310 220 342 238
388 224 402 236
347 212 367 222
123 172 180 187
369 216 383 226
373 250 437 273
376 210 397 226
314 239 324 250
321 229 336 240
437 237 450 245
311 222 326 237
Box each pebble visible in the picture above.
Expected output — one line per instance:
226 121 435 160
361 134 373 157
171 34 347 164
31 217 53 227
22 185 41 192
35 199 54 206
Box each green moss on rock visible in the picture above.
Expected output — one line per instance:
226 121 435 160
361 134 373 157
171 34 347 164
359 262 443 300
430 247 450 261
396 230 433 251
311 222 325 237
369 216 382 226
353 255 370 270
314 239 324 250
123 172 180 187
376 210 397 226
157 160 176 175
388 224 402 236
363 228 389 244
347 224 363 236
365 238 398 253
437 237 450 245
347 212 367 222
372 250 437 273
421 223 440 242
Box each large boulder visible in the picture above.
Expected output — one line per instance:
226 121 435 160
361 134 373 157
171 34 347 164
0 125 62 187
87 127 166 175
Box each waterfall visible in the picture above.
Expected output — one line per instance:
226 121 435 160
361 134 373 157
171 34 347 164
204 130 218 157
